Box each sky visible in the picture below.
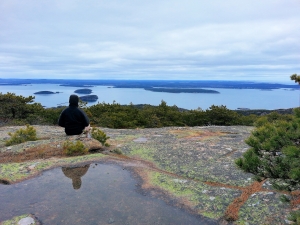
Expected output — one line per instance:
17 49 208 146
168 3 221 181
0 0 299 82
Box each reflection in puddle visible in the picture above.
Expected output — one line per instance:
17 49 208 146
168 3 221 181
0 163 217 225
62 165 90 190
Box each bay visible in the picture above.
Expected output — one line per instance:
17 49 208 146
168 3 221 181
0 83 299 110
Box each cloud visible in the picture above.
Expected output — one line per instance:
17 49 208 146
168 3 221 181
0 0 299 81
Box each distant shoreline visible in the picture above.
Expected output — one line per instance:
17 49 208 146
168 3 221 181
0 78 298 90
143 88 220 94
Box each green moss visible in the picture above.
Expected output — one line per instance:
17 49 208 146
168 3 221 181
0 163 32 182
147 171 239 220
60 153 107 164
1 214 32 225
235 220 247 225
202 211 218 219
237 192 289 225
150 172 193 196
128 146 155 161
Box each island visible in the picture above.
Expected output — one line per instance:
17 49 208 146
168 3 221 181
74 88 92 94
79 95 98 102
60 84 93 87
34 91 59 94
144 88 220 94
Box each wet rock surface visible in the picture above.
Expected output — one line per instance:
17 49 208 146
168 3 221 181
0 125 298 224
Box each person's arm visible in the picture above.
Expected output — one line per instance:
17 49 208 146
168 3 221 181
80 109 90 127
58 110 65 127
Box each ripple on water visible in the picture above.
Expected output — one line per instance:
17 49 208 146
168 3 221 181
0 163 217 225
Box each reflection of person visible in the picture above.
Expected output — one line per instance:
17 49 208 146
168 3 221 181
62 164 90 189
58 94 90 135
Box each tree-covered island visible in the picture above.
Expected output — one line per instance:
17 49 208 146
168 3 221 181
74 89 93 94
144 88 220 93
34 91 59 94
79 95 98 102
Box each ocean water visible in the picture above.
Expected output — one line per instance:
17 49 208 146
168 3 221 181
0 83 299 110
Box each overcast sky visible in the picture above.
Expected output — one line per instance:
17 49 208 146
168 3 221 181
0 0 299 82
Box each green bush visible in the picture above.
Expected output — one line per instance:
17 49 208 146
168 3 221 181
5 125 37 146
236 111 300 191
205 105 239 125
63 140 88 156
91 128 110 146
1 93 296 128
111 148 123 155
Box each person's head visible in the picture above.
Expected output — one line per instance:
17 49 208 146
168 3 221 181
69 94 79 107
72 177 82 190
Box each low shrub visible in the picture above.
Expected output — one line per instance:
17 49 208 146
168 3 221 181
63 140 88 156
91 128 110 146
5 124 37 146
111 148 123 155
235 117 300 191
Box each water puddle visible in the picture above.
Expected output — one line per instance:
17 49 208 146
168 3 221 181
0 163 217 225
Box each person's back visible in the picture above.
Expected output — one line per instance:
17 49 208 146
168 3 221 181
58 95 90 135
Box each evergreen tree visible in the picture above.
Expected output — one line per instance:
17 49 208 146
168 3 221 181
0 92 44 124
291 74 300 85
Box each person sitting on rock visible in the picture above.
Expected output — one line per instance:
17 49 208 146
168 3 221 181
58 94 90 135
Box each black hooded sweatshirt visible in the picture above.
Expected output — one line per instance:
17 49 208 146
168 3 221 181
58 95 90 135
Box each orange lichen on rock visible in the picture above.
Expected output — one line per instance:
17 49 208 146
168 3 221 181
224 180 266 221
0 143 64 163
169 129 224 140
291 190 300 207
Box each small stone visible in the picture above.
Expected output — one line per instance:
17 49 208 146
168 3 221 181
209 197 215 200
18 217 35 225
28 165 36 170
285 219 294 224
173 179 187 183
6 147 12 150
